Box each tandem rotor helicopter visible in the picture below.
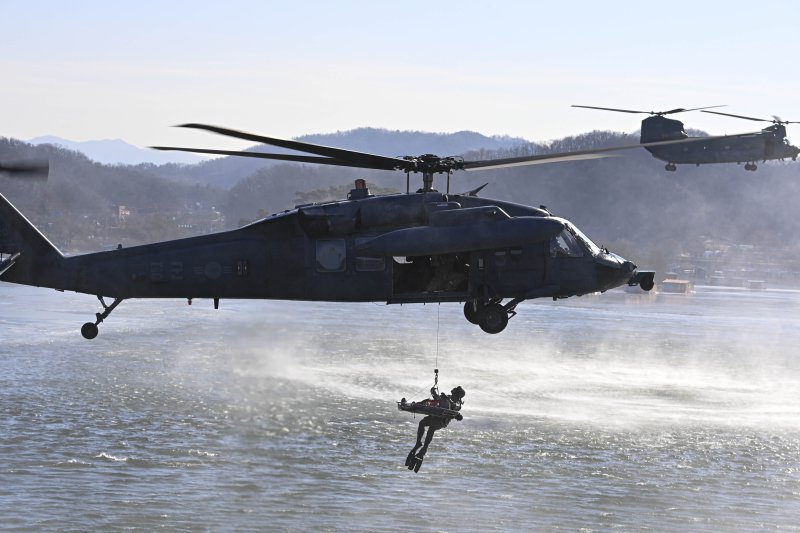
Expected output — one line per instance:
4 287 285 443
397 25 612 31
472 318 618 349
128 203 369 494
573 105 800 171
6 122 740 339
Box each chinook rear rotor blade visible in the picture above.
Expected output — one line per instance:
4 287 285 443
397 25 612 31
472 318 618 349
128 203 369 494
702 110 800 125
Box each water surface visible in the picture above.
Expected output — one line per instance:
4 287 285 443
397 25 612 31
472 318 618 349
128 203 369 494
1 284 798 531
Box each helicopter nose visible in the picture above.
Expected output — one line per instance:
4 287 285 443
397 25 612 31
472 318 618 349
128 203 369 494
593 253 637 291
621 259 636 273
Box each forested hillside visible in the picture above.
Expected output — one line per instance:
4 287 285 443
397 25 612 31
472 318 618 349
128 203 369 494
0 139 221 251
3 129 800 277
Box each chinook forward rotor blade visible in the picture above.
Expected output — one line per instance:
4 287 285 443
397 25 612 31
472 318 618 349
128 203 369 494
0 160 49 181
573 104 725 116
175 123 406 171
572 105 652 114
702 110 799 125
149 146 392 169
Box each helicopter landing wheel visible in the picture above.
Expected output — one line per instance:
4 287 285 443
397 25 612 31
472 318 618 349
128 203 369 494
478 303 509 334
745 162 757 171
463 300 482 324
81 322 99 340
665 163 677 172
80 296 124 339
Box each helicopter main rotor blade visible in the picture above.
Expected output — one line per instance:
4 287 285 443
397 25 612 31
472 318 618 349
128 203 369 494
573 105 725 116
176 123 406 171
572 105 652 114
702 110 799 125
463 151 616 171
462 134 740 172
0 160 49 181
149 146 397 170
701 110 772 122
679 105 727 113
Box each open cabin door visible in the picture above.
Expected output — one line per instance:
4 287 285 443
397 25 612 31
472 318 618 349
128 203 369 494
390 252 470 302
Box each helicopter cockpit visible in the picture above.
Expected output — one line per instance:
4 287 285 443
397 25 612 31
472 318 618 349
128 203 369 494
549 219 602 258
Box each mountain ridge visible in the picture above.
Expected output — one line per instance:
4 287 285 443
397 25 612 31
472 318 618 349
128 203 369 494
27 135 207 166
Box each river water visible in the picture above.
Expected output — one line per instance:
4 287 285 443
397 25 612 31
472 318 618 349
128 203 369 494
1 283 799 531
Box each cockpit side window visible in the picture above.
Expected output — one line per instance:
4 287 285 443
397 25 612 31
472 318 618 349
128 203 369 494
550 230 583 258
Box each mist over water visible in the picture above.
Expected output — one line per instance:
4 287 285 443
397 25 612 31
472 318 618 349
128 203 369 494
1 284 799 531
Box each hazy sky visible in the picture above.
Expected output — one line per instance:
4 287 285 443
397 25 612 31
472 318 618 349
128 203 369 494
3 1 799 151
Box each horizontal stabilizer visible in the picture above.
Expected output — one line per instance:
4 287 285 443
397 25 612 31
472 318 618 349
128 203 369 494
0 252 20 278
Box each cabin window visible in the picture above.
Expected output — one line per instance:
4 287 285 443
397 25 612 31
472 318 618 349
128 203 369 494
316 239 346 272
494 250 507 267
550 230 583 258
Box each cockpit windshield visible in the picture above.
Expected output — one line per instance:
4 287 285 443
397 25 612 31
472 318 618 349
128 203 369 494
550 218 602 257
550 229 583 258
567 222 602 256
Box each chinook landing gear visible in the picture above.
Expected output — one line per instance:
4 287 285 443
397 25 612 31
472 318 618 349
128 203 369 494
665 163 677 172
463 297 522 334
744 162 758 171
81 296 124 339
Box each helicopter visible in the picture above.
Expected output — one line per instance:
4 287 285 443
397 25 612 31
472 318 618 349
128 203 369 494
572 105 800 171
0 123 673 339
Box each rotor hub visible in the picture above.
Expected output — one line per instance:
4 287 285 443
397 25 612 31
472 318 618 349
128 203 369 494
402 154 464 174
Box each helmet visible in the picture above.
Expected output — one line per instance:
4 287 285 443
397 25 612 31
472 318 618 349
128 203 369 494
450 386 465 400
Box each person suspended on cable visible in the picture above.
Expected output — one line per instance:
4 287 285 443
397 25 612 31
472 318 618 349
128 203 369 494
400 384 465 472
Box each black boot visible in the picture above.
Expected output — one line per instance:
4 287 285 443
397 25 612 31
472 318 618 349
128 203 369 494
405 449 417 468
413 453 425 473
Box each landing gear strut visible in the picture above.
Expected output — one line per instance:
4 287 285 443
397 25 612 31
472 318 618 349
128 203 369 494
463 297 523 334
81 295 124 339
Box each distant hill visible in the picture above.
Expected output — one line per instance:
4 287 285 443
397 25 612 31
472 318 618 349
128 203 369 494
28 135 207 166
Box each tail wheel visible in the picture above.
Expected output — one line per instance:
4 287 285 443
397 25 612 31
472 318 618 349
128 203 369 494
81 322 99 340
478 303 509 334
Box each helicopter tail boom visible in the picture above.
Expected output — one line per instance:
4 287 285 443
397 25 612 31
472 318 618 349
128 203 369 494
0 191 64 286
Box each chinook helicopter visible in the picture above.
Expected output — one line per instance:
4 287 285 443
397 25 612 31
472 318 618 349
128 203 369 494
0 123 682 339
573 105 800 171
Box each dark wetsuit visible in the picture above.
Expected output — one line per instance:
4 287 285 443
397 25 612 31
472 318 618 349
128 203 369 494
410 391 462 459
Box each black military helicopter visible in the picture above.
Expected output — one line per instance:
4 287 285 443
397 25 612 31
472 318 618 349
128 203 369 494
573 105 800 171
1 124 664 339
